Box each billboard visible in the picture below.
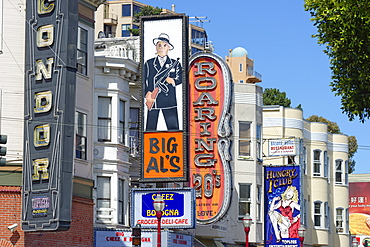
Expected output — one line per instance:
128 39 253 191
349 182 370 236
268 138 299 156
188 52 233 224
22 0 78 231
140 15 189 182
265 166 301 246
131 188 196 229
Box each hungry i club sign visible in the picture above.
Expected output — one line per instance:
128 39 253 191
189 53 232 224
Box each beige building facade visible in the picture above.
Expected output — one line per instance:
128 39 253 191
263 106 350 246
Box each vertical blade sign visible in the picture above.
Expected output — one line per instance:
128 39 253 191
189 53 232 224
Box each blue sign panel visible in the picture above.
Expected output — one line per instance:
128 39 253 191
142 192 185 218
264 166 301 247
131 188 196 229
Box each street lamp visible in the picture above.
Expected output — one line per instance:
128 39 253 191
352 237 359 247
298 225 306 247
242 213 252 247
153 193 165 247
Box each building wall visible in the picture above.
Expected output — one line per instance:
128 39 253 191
0 186 24 247
24 197 94 247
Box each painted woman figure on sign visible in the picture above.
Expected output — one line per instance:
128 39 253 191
268 185 301 242
144 33 183 131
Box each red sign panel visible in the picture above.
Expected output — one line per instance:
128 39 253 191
189 53 232 224
349 182 370 236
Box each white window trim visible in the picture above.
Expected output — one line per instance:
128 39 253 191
336 207 344 233
313 149 322 177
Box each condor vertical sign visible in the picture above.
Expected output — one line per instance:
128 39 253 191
189 53 232 224
140 15 188 182
22 0 78 231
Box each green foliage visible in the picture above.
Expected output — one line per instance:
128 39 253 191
304 0 370 122
348 135 358 173
129 28 140 36
263 88 291 107
306 115 341 134
306 115 358 173
133 6 163 23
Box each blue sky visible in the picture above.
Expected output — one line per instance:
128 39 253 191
142 0 370 174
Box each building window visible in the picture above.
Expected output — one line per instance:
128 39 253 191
345 208 349 233
345 160 349 185
256 124 262 160
191 28 207 46
336 208 344 232
336 159 344 184
325 202 330 229
239 122 251 157
129 108 139 155
302 146 307 175
238 183 251 219
239 80 244 83
122 4 131 17
75 111 87 160
313 150 321 176
256 185 261 221
314 201 322 227
119 100 125 144
122 24 130 37
239 63 243 72
133 4 141 15
118 179 125 225
302 199 307 226
97 176 111 210
77 27 88 75
323 151 328 178
98 97 112 142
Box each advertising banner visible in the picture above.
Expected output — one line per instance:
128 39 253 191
131 188 195 229
268 139 299 156
189 52 233 224
140 15 189 182
349 182 370 236
264 166 301 247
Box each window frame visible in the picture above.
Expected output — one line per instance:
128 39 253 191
314 201 322 227
336 207 344 232
335 159 344 185
75 111 87 160
77 26 88 75
122 4 131 17
313 149 322 177
129 107 139 155
119 100 126 145
98 96 112 142
238 121 251 158
238 183 252 219
118 179 126 225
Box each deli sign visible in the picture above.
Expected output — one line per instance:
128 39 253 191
131 188 196 229
189 53 232 224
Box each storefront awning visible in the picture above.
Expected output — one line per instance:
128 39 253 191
194 238 226 247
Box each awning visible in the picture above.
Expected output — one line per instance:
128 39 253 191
194 238 226 247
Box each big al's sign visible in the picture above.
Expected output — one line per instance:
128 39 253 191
189 53 232 224
140 15 188 182
264 166 301 247
22 0 78 231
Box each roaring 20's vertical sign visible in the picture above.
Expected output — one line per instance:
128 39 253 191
265 166 301 247
189 53 232 224
140 15 188 182
22 0 78 231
